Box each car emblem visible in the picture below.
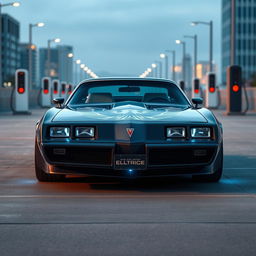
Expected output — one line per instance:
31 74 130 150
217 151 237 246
126 128 134 138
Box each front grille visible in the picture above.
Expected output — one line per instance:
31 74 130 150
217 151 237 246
115 143 146 154
44 146 112 166
148 147 216 166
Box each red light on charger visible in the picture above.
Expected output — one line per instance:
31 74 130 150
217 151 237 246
209 87 215 93
18 88 24 94
232 85 239 92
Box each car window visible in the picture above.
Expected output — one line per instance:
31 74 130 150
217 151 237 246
68 80 190 106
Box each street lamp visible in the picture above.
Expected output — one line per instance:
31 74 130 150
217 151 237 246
184 34 198 79
47 38 61 77
80 64 85 81
165 50 176 81
151 63 157 77
160 53 168 79
29 22 45 89
74 59 81 84
191 20 213 72
176 40 186 83
0 1 20 87
155 61 162 78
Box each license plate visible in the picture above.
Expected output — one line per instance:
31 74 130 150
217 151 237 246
114 155 147 170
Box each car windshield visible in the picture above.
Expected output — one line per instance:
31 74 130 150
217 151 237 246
68 80 190 107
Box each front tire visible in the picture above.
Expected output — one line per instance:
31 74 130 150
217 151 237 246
192 144 223 183
35 140 65 182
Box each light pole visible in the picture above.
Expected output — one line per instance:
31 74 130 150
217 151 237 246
166 50 176 81
151 63 157 77
74 59 81 84
176 40 186 83
0 1 20 87
47 38 61 77
80 64 85 81
184 34 198 79
29 22 44 89
160 53 168 79
191 20 213 72
67 53 73 84
155 61 162 78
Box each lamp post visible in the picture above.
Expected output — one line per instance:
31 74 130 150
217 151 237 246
166 50 176 81
191 20 213 72
67 53 73 84
151 63 157 77
160 53 168 79
29 22 44 89
47 38 61 77
155 61 162 78
80 64 85 81
184 34 198 79
74 59 81 84
176 40 186 83
0 1 20 87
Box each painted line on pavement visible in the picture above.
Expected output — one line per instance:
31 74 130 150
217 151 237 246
0 194 255 199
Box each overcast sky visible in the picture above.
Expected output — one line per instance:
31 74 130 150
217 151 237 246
6 0 221 76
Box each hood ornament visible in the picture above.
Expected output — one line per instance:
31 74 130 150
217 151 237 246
126 128 134 138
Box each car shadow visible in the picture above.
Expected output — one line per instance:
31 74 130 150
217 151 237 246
38 154 256 195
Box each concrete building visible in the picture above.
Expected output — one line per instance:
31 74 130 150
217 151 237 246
19 43 38 88
222 0 256 83
39 45 73 83
1 14 20 87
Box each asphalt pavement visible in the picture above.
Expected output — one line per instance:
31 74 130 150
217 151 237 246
0 109 256 256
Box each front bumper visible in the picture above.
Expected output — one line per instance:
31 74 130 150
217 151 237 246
39 141 222 177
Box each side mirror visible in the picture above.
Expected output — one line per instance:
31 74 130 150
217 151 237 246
192 97 203 109
52 98 65 108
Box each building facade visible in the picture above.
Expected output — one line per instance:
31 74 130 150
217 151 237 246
222 0 256 83
19 43 38 88
1 14 20 87
39 45 73 84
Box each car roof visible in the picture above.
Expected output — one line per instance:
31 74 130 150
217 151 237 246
78 77 177 85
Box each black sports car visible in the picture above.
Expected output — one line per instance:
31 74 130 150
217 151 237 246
35 78 223 182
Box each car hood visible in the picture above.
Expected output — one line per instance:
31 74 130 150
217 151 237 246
52 104 208 123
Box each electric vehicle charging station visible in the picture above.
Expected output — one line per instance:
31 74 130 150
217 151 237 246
60 82 67 100
13 69 30 114
226 65 243 115
179 80 185 92
192 78 200 98
41 77 51 108
67 84 73 97
206 73 218 108
52 79 60 99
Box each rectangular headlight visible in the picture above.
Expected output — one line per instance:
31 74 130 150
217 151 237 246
50 127 70 138
167 127 186 138
75 127 95 138
191 127 211 138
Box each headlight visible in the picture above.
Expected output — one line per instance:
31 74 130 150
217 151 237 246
167 127 186 138
191 127 211 138
75 127 95 138
50 127 70 137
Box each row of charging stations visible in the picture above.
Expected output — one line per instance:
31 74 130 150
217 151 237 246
12 69 74 114
40 77 74 108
